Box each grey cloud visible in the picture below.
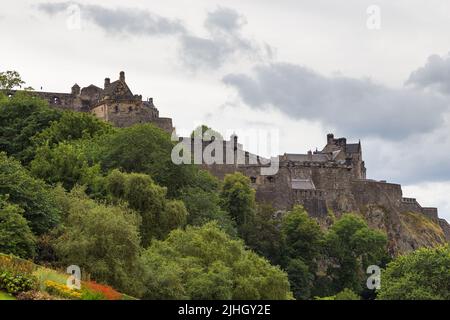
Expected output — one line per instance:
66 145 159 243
179 7 270 70
406 53 450 95
37 3 268 70
204 6 246 33
365 124 450 184
37 2 186 36
223 63 449 140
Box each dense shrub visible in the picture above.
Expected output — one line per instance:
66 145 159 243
0 152 61 234
0 272 37 295
0 200 36 259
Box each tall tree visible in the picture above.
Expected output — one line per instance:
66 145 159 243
220 172 256 236
324 214 388 294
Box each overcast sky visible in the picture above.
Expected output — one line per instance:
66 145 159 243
1 0 450 221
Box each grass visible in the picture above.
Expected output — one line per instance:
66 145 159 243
401 211 446 244
0 290 16 300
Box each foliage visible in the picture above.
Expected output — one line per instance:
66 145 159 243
377 245 450 300
44 280 81 299
30 141 101 191
105 170 187 246
33 110 113 147
324 214 388 294
0 272 37 295
191 124 223 141
53 188 143 296
0 253 36 275
244 204 283 265
0 92 61 163
0 70 25 90
0 199 36 259
220 173 256 236
280 205 324 299
139 222 293 300
180 186 236 236
0 152 61 234
282 206 324 270
94 124 197 197
315 288 360 300
285 258 315 300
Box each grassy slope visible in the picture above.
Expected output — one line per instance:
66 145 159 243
0 290 16 300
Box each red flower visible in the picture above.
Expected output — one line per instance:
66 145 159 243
83 281 122 300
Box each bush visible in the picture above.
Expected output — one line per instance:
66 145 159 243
0 152 61 234
0 200 36 259
0 272 37 295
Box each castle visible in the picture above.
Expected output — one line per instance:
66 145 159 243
191 132 450 253
9 71 173 132
9 72 450 254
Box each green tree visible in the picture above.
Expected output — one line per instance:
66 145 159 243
0 198 36 259
0 92 61 163
282 205 324 270
377 245 450 300
33 110 113 147
324 214 388 294
140 222 293 300
285 258 314 300
0 70 25 90
95 124 196 197
220 173 256 234
180 186 236 236
280 205 324 299
0 152 60 234
191 124 223 141
54 188 143 296
244 204 283 265
30 141 101 191
105 170 187 246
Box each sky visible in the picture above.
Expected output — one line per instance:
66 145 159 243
1 0 450 221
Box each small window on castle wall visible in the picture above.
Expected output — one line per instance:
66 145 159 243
250 177 257 183
53 97 60 105
267 176 274 183
114 106 119 113
128 106 133 113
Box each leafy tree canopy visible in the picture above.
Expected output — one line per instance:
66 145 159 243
377 245 450 300
0 152 61 234
140 222 293 300
0 197 36 259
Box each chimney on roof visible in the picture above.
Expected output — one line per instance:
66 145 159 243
119 71 125 82
104 78 110 89
327 133 334 145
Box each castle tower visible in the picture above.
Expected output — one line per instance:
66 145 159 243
71 84 80 95
119 71 125 82
104 78 110 89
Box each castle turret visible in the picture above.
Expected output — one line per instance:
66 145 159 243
119 71 125 82
71 83 80 95
104 78 110 89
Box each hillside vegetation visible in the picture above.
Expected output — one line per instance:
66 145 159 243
1 71 449 300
